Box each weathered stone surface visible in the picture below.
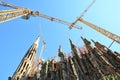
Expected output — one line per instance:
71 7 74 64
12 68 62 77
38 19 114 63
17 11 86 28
9 37 120 80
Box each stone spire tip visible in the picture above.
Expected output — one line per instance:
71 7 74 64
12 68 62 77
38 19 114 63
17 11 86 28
34 36 40 47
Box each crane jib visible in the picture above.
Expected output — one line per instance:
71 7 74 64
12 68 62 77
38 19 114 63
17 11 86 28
78 18 120 44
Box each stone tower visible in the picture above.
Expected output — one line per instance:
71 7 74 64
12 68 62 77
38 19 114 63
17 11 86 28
10 36 40 80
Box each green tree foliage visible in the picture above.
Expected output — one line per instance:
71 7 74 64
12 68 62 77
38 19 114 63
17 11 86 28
103 75 120 80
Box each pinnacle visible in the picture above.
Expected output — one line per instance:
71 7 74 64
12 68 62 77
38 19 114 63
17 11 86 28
34 36 40 47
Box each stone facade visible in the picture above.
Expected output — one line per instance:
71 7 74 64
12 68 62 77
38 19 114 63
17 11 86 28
9 37 120 80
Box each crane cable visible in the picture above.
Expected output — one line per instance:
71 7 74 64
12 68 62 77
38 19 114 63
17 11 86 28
52 0 96 60
60 29 70 46
69 0 96 29
50 29 70 62
76 0 96 45
39 23 46 59
60 0 96 46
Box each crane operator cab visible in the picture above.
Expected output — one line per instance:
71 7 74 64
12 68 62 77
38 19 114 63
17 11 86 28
22 11 40 20
22 15 30 20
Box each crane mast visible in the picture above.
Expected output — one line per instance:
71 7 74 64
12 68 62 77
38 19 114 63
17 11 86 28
0 1 82 29
39 41 46 59
78 18 120 44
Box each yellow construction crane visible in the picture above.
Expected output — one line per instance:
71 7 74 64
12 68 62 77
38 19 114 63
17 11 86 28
1 1 119 44
69 0 96 29
0 1 82 29
71 18 120 44
39 41 46 59
68 0 120 44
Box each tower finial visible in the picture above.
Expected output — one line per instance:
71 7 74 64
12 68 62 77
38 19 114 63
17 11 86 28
34 36 40 47
58 45 62 52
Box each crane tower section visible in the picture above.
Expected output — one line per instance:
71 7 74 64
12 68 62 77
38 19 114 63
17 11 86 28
78 18 120 44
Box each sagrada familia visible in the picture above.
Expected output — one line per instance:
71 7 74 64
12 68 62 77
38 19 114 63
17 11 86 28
8 36 120 80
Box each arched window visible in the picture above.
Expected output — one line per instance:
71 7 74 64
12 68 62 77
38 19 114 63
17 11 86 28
17 77 19 80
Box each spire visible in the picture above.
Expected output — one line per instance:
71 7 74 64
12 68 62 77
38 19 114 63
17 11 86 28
58 45 64 57
34 36 40 47
58 45 62 53
12 36 40 80
69 39 75 49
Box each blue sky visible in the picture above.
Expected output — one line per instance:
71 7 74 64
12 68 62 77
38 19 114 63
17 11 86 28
0 0 120 80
